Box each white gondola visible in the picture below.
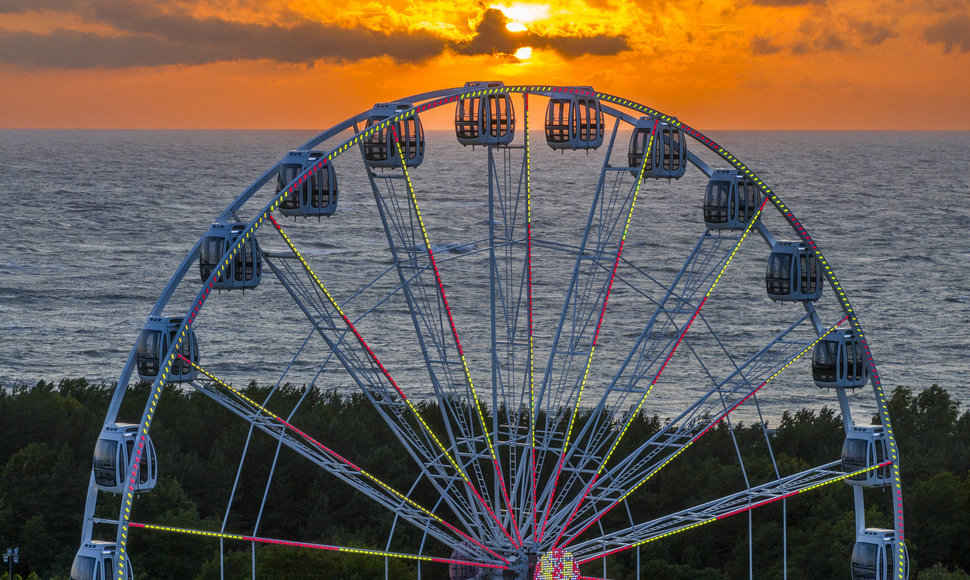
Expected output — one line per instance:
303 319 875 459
199 222 261 290
276 150 337 217
455 81 515 147
765 241 823 302
628 117 687 179
71 541 133 580
842 425 892 487
703 169 762 230
93 423 157 493
851 529 908 580
813 327 869 388
545 89 604 150
363 102 425 168
135 316 198 382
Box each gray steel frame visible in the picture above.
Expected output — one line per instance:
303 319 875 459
77 85 905 580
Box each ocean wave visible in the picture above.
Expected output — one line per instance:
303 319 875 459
427 242 478 254
2 129 968 418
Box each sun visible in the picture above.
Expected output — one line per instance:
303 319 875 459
514 46 533 60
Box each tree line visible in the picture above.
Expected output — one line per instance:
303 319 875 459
0 379 968 579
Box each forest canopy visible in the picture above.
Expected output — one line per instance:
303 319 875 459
0 380 968 579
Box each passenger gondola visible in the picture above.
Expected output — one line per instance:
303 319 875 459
842 425 892 487
851 529 908 580
71 542 133 580
199 222 261 290
812 327 869 388
628 117 687 179
93 423 157 494
276 150 338 217
363 102 425 168
135 316 198 382
703 169 762 230
545 89 604 150
765 241 823 302
455 81 515 146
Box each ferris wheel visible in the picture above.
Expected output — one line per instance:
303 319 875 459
73 83 907 580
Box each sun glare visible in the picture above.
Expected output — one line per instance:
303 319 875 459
490 3 550 23
505 22 528 32
514 46 533 60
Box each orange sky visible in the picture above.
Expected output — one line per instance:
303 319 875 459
1 0 968 130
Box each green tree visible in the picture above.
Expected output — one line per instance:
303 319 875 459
126 477 219 580
919 563 970 579
0 442 84 576
908 471 970 571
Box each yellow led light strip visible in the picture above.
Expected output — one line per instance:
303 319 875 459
178 354 509 564
559 317 846 547
524 93 539 534
390 123 521 547
127 522 506 570
590 87 902 470
586 87 904 578
578 459 892 564
552 191 773 547
619 317 843 502
537 119 658 543
762 193 905 573
267 213 516 546
270 216 462 474
607 189 768 466
114 105 409 580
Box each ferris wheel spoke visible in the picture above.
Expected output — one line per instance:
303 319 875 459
524 94 539 538
534 120 659 544
535 233 726 531
398 137 523 547
553 195 771 494
596 203 768 410
364 162 483 447
481 138 536 534
363 167 509 540
484 146 531 423
555 317 846 548
359 127 523 546
567 458 888 564
127 522 509 571
176 358 507 563
267 217 512 546
539 222 756 544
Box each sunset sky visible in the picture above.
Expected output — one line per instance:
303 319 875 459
1 0 968 130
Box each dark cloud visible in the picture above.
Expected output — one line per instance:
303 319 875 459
0 0 75 12
451 8 629 58
0 29 202 68
0 2 627 69
537 34 631 58
0 0 446 68
852 19 896 46
452 9 522 56
751 15 898 57
925 14 970 53
746 0 826 5
0 24 444 68
791 32 844 53
750 35 782 55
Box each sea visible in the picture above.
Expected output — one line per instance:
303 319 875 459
1 129 968 426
